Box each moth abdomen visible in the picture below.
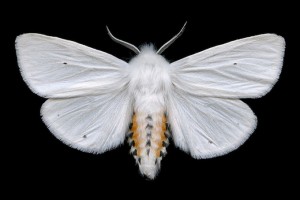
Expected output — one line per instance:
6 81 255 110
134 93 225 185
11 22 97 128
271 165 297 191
127 112 169 179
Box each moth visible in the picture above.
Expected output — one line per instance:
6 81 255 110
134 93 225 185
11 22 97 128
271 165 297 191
16 23 285 179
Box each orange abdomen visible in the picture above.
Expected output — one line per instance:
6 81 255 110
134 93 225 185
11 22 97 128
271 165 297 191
127 112 170 178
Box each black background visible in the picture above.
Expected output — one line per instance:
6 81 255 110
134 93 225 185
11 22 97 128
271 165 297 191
5 2 297 197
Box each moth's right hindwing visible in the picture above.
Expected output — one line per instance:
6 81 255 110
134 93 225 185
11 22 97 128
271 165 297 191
167 89 257 158
16 33 133 153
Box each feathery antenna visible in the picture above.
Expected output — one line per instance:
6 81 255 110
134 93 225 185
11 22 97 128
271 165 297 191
106 26 140 54
157 22 187 54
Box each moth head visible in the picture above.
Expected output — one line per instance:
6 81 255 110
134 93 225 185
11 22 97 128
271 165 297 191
106 22 187 55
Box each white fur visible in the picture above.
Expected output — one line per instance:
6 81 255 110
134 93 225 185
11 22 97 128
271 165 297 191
16 33 285 178
129 45 171 114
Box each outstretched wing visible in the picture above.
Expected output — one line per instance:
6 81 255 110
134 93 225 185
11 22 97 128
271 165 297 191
170 34 285 98
167 89 256 158
16 33 129 98
16 33 132 153
167 34 285 158
41 90 132 153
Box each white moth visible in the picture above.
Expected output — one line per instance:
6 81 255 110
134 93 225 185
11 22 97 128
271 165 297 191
16 23 285 179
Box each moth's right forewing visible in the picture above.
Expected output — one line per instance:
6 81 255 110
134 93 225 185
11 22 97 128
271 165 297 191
170 34 285 98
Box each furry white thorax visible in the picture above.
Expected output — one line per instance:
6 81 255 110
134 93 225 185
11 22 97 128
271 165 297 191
128 45 171 114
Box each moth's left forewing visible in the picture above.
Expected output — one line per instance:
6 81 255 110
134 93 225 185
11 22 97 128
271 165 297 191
16 33 129 98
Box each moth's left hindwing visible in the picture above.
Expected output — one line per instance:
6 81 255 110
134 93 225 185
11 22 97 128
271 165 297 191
16 33 132 153
41 91 132 153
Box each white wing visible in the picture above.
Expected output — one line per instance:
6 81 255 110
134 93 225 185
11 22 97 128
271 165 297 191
16 33 132 153
170 34 285 98
167 89 256 158
167 34 285 158
16 33 129 98
41 90 132 153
